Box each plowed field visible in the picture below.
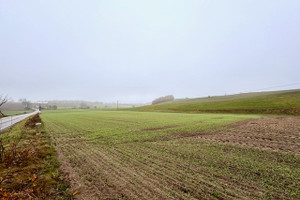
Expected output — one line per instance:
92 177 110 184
42 110 300 200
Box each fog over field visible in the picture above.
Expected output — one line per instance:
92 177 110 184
1 2 300 199
1 0 300 103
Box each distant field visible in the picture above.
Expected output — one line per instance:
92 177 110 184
2 110 32 116
42 110 300 199
132 89 300 115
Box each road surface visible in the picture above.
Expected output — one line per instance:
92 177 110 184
0 110 39 132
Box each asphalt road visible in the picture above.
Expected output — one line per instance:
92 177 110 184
0 110 40 132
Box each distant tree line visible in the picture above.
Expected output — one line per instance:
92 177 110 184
46 100 136 109
0 97 142 112
47 105 57 110
79 102 89 109
19 99 31 110
152 95 174 105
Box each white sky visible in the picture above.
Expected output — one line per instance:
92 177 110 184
1 0 300 103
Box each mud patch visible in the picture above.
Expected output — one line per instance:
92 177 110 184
196 116 300 154
177 131 210 138
142 125 178 131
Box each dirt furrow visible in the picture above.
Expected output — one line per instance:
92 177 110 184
118 143 264 199
195 116 300 154
51 132 168 199
54 138 142 199
109 145 255 199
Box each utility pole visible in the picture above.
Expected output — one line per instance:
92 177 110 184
117 101 119 111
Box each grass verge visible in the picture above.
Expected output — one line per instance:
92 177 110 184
0 114 71 199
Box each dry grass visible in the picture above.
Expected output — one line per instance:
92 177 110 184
0 114 71 199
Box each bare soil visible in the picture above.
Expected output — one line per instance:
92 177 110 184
197 116 300 154
142 125 178 131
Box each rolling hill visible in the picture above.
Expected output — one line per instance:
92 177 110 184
132 89 300 115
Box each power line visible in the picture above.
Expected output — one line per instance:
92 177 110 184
245 81 300 93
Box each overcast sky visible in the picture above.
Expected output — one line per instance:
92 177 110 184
1 0 300 103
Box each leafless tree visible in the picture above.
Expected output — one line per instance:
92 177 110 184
0 95 8 117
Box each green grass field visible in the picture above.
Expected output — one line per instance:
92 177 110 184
2 110 32 116
132 89 300 115
41 110 300 199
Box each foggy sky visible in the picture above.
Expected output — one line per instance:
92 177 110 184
1 0 300 103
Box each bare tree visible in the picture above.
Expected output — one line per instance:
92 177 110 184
0 95 8 117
